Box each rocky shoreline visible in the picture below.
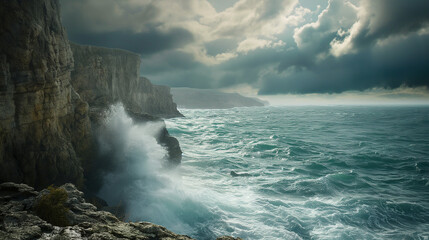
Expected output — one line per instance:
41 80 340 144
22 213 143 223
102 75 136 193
0 182 240 240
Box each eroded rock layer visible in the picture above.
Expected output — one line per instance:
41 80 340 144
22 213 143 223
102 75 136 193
0 182 194 239
0 0 182 190
0 0 91 189
0 182 242 240
70 43 183 118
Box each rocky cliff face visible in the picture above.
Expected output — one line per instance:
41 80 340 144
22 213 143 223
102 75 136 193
138 77 183 118
0 0 182 191
70 43 183 118
0 0 92 189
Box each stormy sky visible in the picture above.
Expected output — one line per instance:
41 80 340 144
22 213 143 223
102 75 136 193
61 0 429 97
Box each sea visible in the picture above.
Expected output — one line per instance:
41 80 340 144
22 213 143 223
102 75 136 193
98 105 429 240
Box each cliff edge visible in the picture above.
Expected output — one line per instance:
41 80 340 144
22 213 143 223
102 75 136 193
70 43 183 119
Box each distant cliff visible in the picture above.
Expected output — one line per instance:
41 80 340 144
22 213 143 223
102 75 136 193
171 88 267 109
70 43 183 118
0 0 92 189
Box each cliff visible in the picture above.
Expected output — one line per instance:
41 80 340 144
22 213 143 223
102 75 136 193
0 0 92 189
171 88 267 109
70 43 183 118
0 0 183 191
138 77 183 118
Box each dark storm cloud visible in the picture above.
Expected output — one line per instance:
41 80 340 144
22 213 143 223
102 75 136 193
350 0 429 49
60 0 195 55
204 39 237 56
140 51 201 74
255 0 429 94
259 33 429 94
67 28 194 55
145 68 217 89
144 48 283 89
60 0 429 95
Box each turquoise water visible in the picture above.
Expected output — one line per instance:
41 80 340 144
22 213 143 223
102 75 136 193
101 105 429 239
162 106 429 239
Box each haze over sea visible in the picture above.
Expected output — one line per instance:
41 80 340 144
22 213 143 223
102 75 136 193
103 105 429 240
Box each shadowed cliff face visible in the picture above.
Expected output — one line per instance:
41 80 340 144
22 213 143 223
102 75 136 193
70 43 183 118
0 0 92 189
0 0 182 191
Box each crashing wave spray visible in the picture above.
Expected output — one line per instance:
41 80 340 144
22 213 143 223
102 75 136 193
95 103 166 202
94 104 218 238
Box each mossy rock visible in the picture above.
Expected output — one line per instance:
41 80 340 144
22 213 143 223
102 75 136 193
34 186 70 227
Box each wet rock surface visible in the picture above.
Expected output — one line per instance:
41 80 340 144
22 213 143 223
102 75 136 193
0 182 195 240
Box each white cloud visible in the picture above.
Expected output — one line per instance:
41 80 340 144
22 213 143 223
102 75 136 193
237 38 285 54
284 6 312 27
293 0 358 50
193 0 297 63
63 0 306 64
205 0 297 38
330 0 429 56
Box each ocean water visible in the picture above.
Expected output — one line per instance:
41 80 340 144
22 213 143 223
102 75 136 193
100 105 429 240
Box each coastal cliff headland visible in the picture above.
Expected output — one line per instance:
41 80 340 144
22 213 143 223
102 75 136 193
0 0 224 239
0 0 181 189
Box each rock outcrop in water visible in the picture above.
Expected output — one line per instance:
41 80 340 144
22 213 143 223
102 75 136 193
0 0 92 189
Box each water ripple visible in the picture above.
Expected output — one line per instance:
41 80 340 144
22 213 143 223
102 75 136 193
163 106 429 239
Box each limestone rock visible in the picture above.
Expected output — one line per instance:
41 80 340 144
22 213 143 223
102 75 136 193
0 182 195 240
216 237 244 240
0 0 92 189
126 110 182 165
70 43 183 119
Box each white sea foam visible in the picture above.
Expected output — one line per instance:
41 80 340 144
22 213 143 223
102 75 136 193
94 105 429 240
